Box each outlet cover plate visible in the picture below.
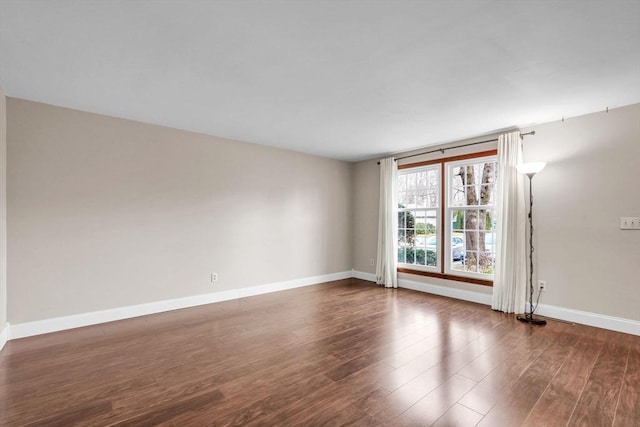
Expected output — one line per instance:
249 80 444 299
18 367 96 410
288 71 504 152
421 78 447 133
620 217 640 230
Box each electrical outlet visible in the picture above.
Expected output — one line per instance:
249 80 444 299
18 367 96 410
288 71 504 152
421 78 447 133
369 258 375 266
538 280 547 292
620 216 640 230
211 272 218 283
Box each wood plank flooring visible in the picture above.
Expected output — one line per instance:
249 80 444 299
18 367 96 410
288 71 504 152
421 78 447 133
1 278 638 426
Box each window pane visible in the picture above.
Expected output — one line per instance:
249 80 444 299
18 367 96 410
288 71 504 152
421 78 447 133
398 229 406 246
451 234 464 264
452 210 464 231
465 185 479 205
479 252 494 274
425 212 437 235
483 209 496 231
407 173 416 190
464 252 478 272
398 174 407 192
480 232 496 254
415 212 427 239
406 192 417 207
426 250 436 266
417 171 427 188
427 191 438 208
452 186 465 206
452 167 463 185
414 249 425 266
398 247 406 263
428 169 439 184
465 210 479 230
406 229 415 246
398 191 409 206
478 232 491 252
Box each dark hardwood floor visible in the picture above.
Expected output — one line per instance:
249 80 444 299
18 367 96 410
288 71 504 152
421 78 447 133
1 278 638 426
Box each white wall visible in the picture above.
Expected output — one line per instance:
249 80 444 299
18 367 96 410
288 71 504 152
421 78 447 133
7 98 353 324
353 104 640 322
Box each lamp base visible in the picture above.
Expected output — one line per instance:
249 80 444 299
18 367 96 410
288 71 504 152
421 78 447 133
517 314 547 326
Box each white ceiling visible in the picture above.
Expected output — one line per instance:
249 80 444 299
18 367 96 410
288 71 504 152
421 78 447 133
1 1 639 161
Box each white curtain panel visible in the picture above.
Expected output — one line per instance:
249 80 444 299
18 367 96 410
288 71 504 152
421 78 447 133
376 157 398 288
492 132 527 313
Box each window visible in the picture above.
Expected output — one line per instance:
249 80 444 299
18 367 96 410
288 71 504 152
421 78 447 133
397 165 440 270
397 151 498 285
447 157 497 277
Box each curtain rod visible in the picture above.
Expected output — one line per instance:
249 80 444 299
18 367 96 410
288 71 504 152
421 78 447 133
377 131 536 164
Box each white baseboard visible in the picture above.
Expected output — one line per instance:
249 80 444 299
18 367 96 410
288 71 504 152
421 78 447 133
536 304 640 336
0 323 9 351
9 271 352 340
352 271 640 336
352 270 376 282
6 270 638 342
238 271 351 298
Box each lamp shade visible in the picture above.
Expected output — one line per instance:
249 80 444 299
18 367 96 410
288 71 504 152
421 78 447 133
516 162 546 175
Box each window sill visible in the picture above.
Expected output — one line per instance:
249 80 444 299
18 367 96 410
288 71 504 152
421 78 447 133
397 267 493 287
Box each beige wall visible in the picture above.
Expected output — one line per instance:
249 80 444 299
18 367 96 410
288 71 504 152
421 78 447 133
7 98 353 323
352 158 379 274
521 104 640 321
353 104 640 320
5 97 639 327
0 90 6 331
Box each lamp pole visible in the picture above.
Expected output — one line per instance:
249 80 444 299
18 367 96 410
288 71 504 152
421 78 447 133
517 171 546 325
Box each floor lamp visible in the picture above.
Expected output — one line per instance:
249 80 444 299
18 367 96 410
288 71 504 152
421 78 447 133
516 161 547 326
